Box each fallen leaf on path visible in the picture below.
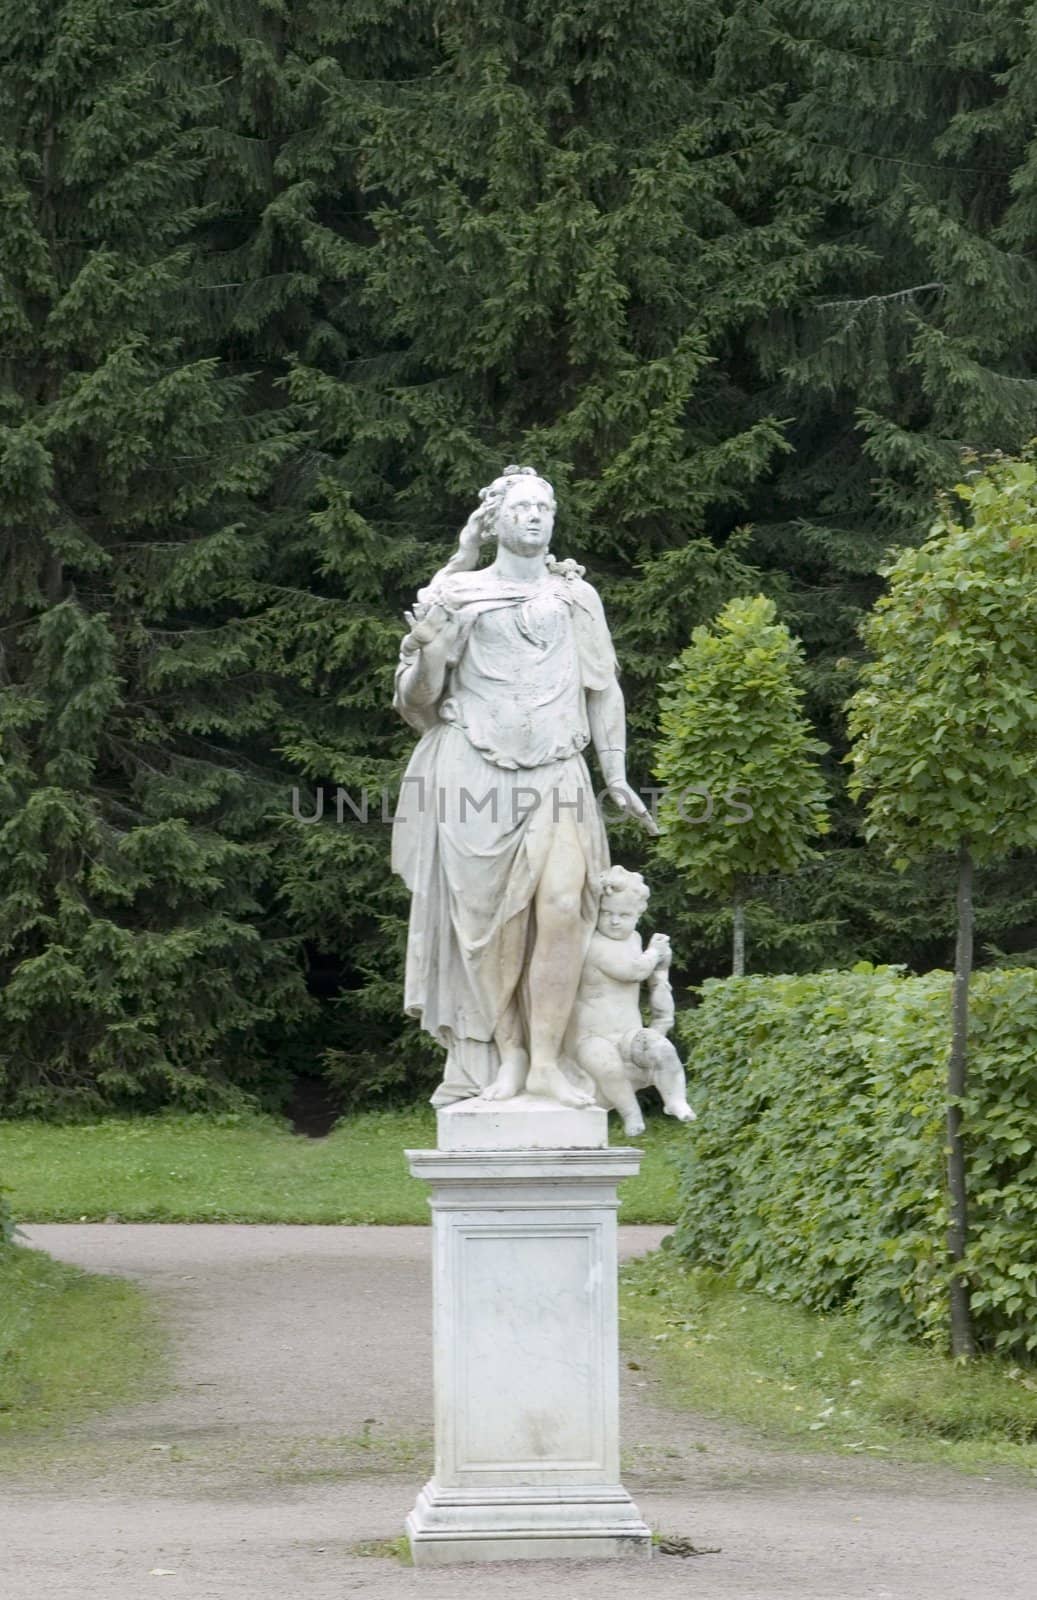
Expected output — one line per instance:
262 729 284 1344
657 1536 721 1558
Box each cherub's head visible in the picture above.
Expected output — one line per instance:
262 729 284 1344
597 866 650 940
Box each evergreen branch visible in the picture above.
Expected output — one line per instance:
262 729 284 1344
86 794 149 826
879 0 1028 18
774 34 1011 74
816 282 945 310
798 135 1015 178
177 738 288 786
144 626 246 641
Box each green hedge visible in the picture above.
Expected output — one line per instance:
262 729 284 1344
675 966 1037 1357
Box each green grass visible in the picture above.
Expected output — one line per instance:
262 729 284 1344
349 1536 414 1564
0 1107 686 1225
0 1244 166 1436
621 1246 1037 1476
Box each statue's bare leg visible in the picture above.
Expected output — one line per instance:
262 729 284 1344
576 1036 645 1136
483 995 528 1100
525 813 594 1108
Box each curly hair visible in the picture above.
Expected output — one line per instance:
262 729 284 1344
415 466 557 604
476 464 555 536
599 865 650 907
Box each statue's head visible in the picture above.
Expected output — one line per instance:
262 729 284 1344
597 865 650 940
479 464 556 558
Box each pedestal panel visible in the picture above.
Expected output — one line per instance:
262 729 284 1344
454 1225 603 1474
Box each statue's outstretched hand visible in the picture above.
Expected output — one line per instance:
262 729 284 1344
402 602 461 656
606 781 659 836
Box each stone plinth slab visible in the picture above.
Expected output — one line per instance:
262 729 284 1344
436 1092 607 1151
404 1128 652 1565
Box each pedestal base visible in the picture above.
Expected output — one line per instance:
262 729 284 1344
406 1480 652 1565
405 1099 651 1566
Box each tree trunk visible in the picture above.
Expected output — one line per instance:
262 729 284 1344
46 548 64 606
947 839 975 1360
732 895 745 978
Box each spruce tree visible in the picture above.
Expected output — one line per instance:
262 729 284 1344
182 0 1037 1084
168 0 449 1103
267 0 843 1049
0 1 309 1112
9 2 1037 1111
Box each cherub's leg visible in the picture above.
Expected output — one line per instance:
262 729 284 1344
526 811 594 1109
633 1032 696 1123
576 1037 645 1137
483 995 528 1100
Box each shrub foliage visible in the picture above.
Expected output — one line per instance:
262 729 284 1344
675 966 1037 1358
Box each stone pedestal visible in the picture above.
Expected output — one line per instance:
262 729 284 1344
405 1094 652 1565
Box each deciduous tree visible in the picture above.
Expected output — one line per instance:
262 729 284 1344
654 596 829 974
846 452 1037 1358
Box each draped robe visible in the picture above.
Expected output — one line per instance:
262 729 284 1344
391 563 615 1104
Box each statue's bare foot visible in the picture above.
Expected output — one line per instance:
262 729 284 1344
622 1108 646 1137
664 1099 697 1123
482 1049 528 1101
526 1059 594 1108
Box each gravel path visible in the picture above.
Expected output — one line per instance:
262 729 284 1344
3 1223 1035 1600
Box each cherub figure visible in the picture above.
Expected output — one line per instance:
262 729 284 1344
568 866 697 1137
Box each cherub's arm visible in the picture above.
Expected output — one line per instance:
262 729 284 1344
590 938 659 984
645 934 675 1034
647 967 675 1036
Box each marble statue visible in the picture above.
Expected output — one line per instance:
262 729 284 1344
391 465 658 1110
398 478 677 1562
569 866 696 1137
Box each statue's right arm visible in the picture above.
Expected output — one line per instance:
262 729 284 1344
393 602 461 714
396 637 449 709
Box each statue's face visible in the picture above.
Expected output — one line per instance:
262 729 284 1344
597 894 644 941
496 478 555 557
